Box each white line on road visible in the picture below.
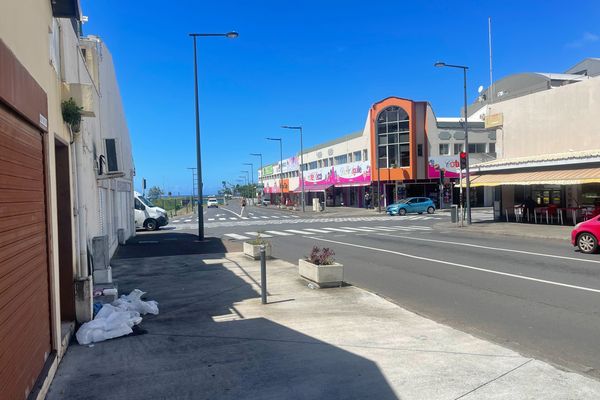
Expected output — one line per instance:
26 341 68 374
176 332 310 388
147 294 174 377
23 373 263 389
359 226 396 231
316 237 600 294
245 232 273 238
285 229 316 235
219 218 227 221
184 219 192 222
260 216 270 219
223 233 250 240
265 230 294 236
303 228 332 233
390 235 600 265
208 218 214 221
321 227 356 233
341 226 378 232
229 217 237 220
271 215 280 219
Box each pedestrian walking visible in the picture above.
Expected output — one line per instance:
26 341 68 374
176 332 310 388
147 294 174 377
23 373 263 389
241 197 247 217
364 192 371 209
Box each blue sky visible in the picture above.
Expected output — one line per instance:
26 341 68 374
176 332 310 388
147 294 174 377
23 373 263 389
81 0 600 195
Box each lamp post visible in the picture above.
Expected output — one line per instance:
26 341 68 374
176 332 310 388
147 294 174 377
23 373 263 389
434 61 472 225
243 163 254 184
250 153 263 204
266 137 283 207
189 31 238 240
187 167 196 213
241 170 250 185
282 125 306 212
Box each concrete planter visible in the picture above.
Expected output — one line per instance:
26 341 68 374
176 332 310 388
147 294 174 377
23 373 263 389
243 242 272 260
298 259 344 288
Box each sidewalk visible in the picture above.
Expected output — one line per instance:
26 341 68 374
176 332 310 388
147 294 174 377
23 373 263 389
437 220 572 241
47 234 599 399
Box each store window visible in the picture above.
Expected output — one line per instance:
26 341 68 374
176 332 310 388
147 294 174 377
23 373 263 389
334 154 348 165
439 143 450 155
354 151 362 161
488 143 496 153
468 143 487 154
454 143 464 154
376 106 410 168
309 161 317 170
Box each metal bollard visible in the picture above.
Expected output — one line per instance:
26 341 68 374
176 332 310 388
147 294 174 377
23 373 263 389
260 244 267 304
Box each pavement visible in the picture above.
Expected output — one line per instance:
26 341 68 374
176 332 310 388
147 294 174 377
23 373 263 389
46 232 600 399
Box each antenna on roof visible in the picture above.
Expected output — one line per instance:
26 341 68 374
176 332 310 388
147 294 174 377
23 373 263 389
488 16 494 106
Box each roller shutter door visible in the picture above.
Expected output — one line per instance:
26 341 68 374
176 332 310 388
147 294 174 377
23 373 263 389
0 103 51 400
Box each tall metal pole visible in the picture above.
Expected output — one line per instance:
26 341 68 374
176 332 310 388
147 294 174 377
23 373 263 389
192 35 204 240
243 163 254 184
299 127 305 212
463 68 472 225
279 139 283 207
376 118 381 213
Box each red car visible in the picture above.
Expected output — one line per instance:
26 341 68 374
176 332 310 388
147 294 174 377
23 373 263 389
571 216 600 253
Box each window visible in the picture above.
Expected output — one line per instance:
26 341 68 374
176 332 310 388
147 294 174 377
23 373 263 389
323 159 329 167
318 160 323 168
334 154 347 165
454 143 464 154
363 149 368 161
308 161 317 170
417 144 423 157
134 198 144 210
439 143 450 155
468 143 486 154
488 143 496 153
348 153 353 163
354 151 362 162
104 138 119 171
376 106 410 168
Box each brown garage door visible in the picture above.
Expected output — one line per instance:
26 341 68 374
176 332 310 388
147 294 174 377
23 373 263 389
0 103 51 400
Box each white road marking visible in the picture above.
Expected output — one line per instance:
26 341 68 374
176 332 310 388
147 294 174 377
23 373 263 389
224 233 250 240
303 228 331 233
229 217 237 220
316 237 600 294
359 226 395 231
341 226 377 232
392 235 600 265
208 218 215 221
184 219 192 222
291 215 300 218
271 215 280 219
284 229 316 235
245 232 273 238
260 216 270 219
219 218 227 221
240 217 249 220
321 227 356 233
249 213 255 216
251 217 259 219
264 230 293 236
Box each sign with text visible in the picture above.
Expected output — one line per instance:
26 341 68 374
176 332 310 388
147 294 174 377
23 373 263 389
428 156 460 179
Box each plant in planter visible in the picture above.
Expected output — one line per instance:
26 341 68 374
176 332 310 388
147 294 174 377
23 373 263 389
243 232 272 260
298 246 344 288
61 97 83 133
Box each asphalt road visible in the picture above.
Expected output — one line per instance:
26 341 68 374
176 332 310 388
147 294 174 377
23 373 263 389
160 203 600 380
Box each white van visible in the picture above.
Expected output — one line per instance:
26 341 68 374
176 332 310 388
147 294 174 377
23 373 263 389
134 191 168 230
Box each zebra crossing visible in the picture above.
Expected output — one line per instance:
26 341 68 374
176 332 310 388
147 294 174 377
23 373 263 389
223 225 432 241
171 214 301 223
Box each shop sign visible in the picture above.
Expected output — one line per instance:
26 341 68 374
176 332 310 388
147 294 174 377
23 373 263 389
302 161 371 186
263 165 273 176
485 113 503 128
428 156 460 179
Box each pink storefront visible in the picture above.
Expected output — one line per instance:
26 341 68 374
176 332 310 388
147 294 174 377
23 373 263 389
299 161 372 208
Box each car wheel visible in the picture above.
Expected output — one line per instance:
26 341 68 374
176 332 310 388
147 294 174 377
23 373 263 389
398 208 407 216
427 206 435 214
577 232 598 254
144 219 158 231
418 212 423 214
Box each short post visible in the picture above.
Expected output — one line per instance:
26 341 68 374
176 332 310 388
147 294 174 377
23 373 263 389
260 244 267 304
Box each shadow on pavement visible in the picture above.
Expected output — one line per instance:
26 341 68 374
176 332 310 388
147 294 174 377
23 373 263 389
47 236 398 399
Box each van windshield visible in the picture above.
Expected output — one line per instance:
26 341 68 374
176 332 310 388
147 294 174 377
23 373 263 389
138 195 155 207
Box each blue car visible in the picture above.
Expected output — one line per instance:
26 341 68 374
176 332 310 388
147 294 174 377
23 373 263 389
386 197 436 216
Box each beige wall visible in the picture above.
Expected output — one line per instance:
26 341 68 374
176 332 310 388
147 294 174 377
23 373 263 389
489 77 600 159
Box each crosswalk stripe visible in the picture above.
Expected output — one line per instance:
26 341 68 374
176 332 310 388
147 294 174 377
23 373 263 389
340 226 377 232
284 229 316 235
271 215 280 219
219 218 227 221
251 216 259 219
229 217 238 220
303 228 331 233
321 227 356 233
184 219 192 222
224 233 250 240
240 217 249 220
360 226 396 231
291 215 300 218
264 230 293 236
260 216 269 219
207 218 214 221
245 232 273 238
408 226 433 230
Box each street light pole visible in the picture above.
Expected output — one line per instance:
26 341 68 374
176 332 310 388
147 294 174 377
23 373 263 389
243 163 254 184
189 31 238 241
266 138 283 207
282 125 305 212
434 61 472 224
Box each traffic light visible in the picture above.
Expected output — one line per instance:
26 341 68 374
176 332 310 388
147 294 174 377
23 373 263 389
459 152 467 170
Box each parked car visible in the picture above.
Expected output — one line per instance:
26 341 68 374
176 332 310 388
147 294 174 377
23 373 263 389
134 191 168 230
261 199 271 206
207 197 219 208
571 216 600 253
386 197 435 216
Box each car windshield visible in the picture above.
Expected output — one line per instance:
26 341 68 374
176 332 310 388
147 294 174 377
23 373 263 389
138 195 155 207
396 199 409 204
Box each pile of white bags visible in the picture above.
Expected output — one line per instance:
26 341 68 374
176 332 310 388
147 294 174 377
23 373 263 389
76 289 159 345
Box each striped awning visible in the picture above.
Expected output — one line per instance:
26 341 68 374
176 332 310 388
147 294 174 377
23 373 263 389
466 167 600 187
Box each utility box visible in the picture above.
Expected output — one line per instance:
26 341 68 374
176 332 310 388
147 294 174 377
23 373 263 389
91 235 109 270
451 205 458 223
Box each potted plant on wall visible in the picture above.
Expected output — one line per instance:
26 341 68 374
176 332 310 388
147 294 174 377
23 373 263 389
243 232 272 260
298 246 343 288
61 97 83 133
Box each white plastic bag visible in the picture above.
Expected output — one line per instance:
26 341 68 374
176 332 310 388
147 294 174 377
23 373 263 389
112 289 159 315
76 304 142 345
